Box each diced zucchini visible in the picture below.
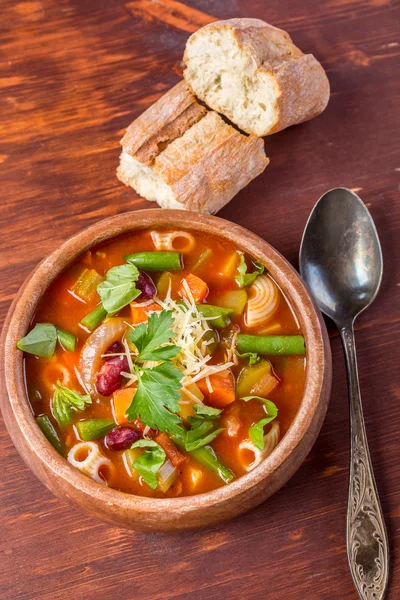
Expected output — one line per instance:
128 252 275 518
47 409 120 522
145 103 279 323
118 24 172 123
236 360 279 398
216 289 248 315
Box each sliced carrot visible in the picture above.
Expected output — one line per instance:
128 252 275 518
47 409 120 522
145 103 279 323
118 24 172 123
112 388 136 425
197 369 236 409
155 432 186 467
180 273 208 303
130 302 161 325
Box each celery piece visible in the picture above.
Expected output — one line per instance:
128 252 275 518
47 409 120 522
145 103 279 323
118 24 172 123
36 415 65 457
56 328 76 352
192 248 213 272
76 419 115 441
72 268 103 302
81 305 107 330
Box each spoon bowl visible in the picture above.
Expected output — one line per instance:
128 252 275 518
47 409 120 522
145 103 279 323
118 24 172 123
299 187 383 324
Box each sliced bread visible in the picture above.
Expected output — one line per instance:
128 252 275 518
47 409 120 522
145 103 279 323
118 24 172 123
117 81 269 214
183 18 330 136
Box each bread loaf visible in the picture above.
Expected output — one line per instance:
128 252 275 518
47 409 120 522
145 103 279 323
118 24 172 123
117 81 269 213
183 18 330 136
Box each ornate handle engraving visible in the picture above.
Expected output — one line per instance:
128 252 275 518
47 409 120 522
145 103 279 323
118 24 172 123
341 326 389 600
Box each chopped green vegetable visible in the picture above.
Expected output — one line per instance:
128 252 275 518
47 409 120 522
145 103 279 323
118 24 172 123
191 248 213 271
97 264 141 313
235 350 260 365
72 268 103 302
241 396 278 450
129 310 180 362
236 360 274 397
80 305 108 330
193 404 222 419
130 439 166 489
172 433 234 484
190 446 234 484
196 304 234 328
36 415 65 457
237 334 306 355
185 420 225 452
76 419 115 441
56 328 76 352
52 381 92 428
126 251 182 272
17 323 57 358
236 254 265 288
216 289 248 315
128 362 183 435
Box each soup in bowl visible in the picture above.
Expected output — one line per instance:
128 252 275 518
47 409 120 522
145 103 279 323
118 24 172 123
0 211 331 530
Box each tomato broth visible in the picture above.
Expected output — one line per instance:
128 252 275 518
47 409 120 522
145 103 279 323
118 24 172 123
22 229 306 498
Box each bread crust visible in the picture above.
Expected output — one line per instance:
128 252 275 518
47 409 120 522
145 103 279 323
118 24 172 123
118 83 269 213
121 80 207 164
183 18 330 136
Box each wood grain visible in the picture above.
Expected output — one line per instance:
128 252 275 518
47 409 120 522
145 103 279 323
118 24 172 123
0 0 399 598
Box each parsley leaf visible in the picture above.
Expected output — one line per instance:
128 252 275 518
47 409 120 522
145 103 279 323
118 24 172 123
52 381 92 428
17 323 57 358
241 396 278 450
129 310 180 362
193 404 222 419
235 254 265 288
97 264 141 313
127 362 183 435
131 439 166 489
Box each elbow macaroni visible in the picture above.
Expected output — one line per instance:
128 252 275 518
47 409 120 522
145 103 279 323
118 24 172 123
245 274 280 328
68 441 114 485
150 230 195 253
238 422 280 472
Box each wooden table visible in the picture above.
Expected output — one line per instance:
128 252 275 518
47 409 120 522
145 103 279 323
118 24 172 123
1 1 399 598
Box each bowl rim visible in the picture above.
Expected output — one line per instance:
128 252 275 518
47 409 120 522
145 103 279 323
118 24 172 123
1 209 331 519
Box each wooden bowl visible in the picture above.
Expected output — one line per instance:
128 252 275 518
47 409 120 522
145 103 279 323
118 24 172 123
0 210 331 532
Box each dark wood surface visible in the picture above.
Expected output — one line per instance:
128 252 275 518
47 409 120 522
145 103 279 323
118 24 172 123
1 1 399 598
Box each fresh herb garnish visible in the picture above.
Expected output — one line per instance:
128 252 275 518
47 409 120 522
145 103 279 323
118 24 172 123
236 254 265 288
235 350 260 365
97 264 141 314
129 310 180 362
17 323 76 357
17 323 57 358
241 396 278 450
184 403 224 451
126 311 183 436
131 439 166 489
52 381 92 428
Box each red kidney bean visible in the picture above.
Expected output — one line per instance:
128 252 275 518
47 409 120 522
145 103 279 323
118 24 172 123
105 426 141 451
104 341 124 358
136 271 156 300
95 355 129 396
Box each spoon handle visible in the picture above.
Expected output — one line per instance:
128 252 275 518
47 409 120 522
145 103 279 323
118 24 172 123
340 325 389 600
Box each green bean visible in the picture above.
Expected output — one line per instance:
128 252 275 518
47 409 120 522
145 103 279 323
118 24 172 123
196 304 234 328
76 419 115 441
125 251 182 271
237 334 306 356
81 305 107 330
36 416 65 457
56 328 76 352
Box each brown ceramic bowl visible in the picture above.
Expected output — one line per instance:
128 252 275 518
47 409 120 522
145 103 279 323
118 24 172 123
0 210 331 532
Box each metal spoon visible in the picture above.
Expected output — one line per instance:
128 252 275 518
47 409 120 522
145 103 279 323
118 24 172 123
299 187 389 600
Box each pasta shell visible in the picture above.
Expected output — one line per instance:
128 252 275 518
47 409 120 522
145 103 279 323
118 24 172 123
150 230 195 253
68 441 114 485
238 422 280 472
245 274 280 328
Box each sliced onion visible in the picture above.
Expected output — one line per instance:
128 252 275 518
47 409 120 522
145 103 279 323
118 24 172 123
245 274 280 328
158 459 178 493
79 317 127 395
